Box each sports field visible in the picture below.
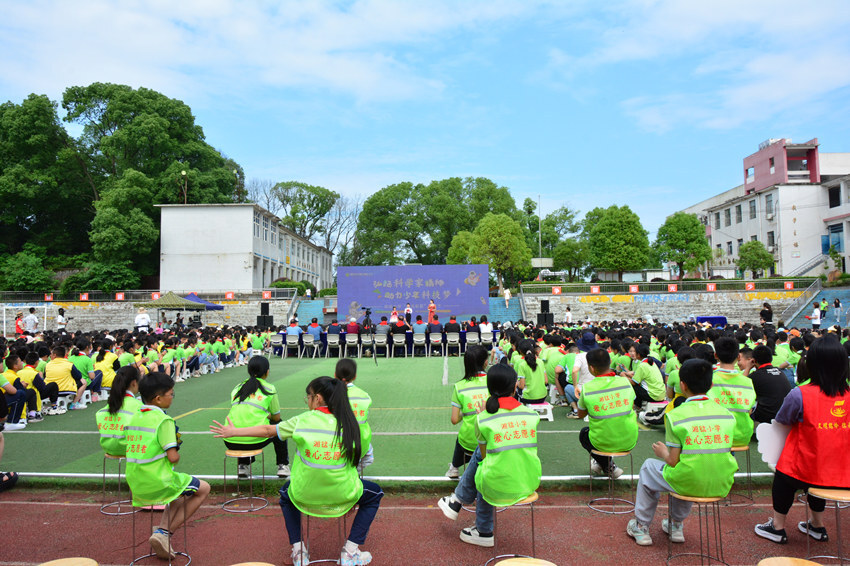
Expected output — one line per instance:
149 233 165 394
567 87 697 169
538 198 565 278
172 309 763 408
2 354 771 481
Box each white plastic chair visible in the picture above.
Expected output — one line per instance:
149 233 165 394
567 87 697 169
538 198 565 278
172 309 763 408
301 334 320 359
412 333 427 356
429 333 444 357
284 334 300 358
446 332 461 356
326 334 342 358
344 333 360 358
373 333 390 358
391 333 408 358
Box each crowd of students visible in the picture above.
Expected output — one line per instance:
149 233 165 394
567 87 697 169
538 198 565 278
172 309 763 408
2 313 850 564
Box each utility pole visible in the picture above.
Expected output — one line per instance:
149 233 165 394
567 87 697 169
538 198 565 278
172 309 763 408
538 194 542 258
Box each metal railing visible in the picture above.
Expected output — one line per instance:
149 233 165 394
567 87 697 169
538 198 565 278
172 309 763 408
518 286 528 321
520 278 817 295
779 278 822 324
787 254 827 277
0 288 295 304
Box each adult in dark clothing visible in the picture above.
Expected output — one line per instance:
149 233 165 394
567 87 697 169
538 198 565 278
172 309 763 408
326 319 342 335
428 315 443 334
443 316 461 334
391 318 410 335
749 345 793 425
760 302 773 325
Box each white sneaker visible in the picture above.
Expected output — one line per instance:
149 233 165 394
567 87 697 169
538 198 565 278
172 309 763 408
237 464 251 479
445 464 460 479
277 464 291 477
291 545 310 566
340 547 372 565
590 458 604 476
459 526 494 548
663 518 685 543
608 465 624 479
4 422 26 431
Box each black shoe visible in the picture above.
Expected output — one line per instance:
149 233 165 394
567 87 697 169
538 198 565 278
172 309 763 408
754 518 787 544
798 521 829 541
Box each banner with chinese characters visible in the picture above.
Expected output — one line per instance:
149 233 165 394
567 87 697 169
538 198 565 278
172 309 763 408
337 265 489 322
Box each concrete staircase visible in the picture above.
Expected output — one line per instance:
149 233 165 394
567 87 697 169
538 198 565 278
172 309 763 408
785 288 850 328
483 297 522 324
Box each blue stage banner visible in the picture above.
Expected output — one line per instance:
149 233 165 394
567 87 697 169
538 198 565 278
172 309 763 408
338 265 490 322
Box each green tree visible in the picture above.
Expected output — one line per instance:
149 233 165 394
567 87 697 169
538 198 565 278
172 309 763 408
89 170 159 263
447 213 531 291
0 94 93 258
83 260 140 292
653 212 712 279
272 181 340 241
552 238 589 281
0 251 55 292
737 240 775 277
587 205 650 281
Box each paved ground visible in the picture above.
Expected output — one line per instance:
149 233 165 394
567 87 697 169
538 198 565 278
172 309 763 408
1 486 840 565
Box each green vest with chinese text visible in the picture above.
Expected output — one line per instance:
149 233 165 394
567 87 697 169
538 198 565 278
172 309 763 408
581 374 638 453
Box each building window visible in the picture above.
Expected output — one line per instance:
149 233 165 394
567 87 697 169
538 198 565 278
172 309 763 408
253 211 260 238
751 235 758 241
829 186 841 208
749 199 757 219
727 242 733 255
828 224 845 253
737 238 743 251
262 216 269 241
769 157 775 175
735 204 742 224
767 231 775 248
746 167 754 182
724 208 731 227
765 194 774 215
714 212 721 229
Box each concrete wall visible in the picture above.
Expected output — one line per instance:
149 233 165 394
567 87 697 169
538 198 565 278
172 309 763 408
522 290 804 326
1 299 293 335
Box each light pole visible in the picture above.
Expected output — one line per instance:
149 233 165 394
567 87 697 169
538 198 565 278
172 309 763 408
538 194 542 259
179 170 188 204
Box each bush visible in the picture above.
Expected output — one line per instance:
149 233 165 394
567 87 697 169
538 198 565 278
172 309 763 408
299 279 317 296
270 279 307 295
0 252 56 292
317 287 337 297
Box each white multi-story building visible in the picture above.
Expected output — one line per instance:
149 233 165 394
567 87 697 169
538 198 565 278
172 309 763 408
682 138 850 277
158 204 333 292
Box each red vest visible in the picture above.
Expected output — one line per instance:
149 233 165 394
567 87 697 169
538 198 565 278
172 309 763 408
777 384 850 487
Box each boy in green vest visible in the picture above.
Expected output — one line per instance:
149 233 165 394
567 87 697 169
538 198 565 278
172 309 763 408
707 337 756 446
627 359 737 546
577 348 638 478
125 372 210 559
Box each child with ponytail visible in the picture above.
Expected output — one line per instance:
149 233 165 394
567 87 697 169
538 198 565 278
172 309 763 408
445 345 489 479
514 338 548 404
438 364 542 548
222 356 290 478
95 366 142 456
212 376 383 566
335 358 374 473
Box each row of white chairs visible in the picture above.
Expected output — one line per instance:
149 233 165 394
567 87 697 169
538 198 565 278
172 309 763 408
269 332 496 359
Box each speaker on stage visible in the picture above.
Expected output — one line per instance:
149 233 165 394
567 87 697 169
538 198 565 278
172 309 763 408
257 315 274 328
540 300 550 313
537 313 554 327
260 302 270 316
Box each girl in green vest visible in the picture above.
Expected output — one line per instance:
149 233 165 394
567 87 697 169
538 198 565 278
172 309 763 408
438 364 541 548
335 358 374 473
446 345 489 479
515 339 547 404
95 365 142 456
223 356 290 478
211 376 383 566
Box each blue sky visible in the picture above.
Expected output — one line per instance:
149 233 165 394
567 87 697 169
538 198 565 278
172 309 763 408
3 0 850 237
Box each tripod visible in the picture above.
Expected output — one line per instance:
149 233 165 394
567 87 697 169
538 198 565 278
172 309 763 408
362 312 378 366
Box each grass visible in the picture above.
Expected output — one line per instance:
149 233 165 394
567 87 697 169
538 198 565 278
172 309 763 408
3 353 772 483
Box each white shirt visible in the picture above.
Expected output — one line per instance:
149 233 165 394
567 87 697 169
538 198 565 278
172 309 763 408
572 352 595 392
504 289 511 300
479 322 493 333
135 313 151 329
565 311 572 324
56 314 66 330
23 313 38 332
811 308 821 324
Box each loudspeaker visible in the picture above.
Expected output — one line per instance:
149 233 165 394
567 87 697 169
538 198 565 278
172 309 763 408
260 302 270 316
537 313 554 327
540 300 550 313
257 315 274 328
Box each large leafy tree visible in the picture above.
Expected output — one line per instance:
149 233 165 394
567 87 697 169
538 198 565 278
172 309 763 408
552 238 590 282
587 205 650 281
737 240 775 277
0 251 55 292
0 94 92 259
447 213 531 291
272 181 340 242
654 212 712 279
353 177 516 266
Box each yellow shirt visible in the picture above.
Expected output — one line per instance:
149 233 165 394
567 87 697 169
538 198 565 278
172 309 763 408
94 352 119 388
45 357 77 392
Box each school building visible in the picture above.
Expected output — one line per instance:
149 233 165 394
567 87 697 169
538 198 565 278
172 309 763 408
157 204 334 292
681 138 850 277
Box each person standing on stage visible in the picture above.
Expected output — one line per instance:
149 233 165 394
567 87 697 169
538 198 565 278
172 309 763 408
428 299 437 325
404 303 412 325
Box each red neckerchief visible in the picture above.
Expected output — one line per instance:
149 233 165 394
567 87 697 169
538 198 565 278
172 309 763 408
597 371 616 377
475 372 486 377
686 395 710 402
498 397 521 410
25 364 36 369
757 363 772 369
290 323 297 327
642 358 651 365
315 406 331 414
310 323 319 328
379 321 388 326
125 392 135 398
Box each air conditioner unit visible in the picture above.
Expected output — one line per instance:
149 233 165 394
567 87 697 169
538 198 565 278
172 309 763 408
766 214 774 221
767 245 775 252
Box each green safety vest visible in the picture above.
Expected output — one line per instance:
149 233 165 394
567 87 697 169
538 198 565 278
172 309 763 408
96 394 142 456
226 379 279 444
475 405 541 506
662 397 737 498
124 406 192 506
708 369 756 446
347 383 373 450
580 374 638 453
286 409 363 517
452 374 488 451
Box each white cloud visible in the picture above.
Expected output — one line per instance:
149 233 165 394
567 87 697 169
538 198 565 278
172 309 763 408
0 0 543 104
